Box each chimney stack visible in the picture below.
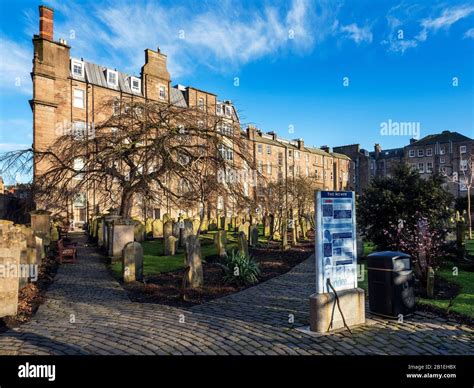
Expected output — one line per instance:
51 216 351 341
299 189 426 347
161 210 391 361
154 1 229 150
320 145 330 153
39 5 54 40
374 143 382 158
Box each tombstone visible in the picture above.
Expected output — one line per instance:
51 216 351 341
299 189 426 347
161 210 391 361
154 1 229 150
105 214 121 256
239 221 250 240
134 221 145 242
209 218 217 231
263 216 271 237
237 231 249 257
181 219 193 247
214 230 227 258
30 210 51 240
185 235 203 288
249 225 259 247
152 219 163 239
163 221 173 241
145 218 154 239
0 221 25 318
192 218 201 235
172 221 180 239
97 219 104 247
111 223 135 261
122 241 143 283
165 235 177 256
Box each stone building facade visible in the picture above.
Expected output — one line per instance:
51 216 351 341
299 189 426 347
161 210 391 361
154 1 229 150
31 6 350 227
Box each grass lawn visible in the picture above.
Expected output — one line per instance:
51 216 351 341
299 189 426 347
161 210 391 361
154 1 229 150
418 264 474 318
111 230 241 278
466 239 474 256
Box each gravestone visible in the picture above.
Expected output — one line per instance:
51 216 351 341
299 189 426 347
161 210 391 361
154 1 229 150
163 221 173 241
162 213 171 224
185 235 203 288
152 219 163 238
237 231 249 257
30 210 51 240
209 218 217 231
0 221 25 318
122 241 143 283
145 218 154 239
249 225 259 247
165 235 177 256
134 221 145 242
172 222 180 239
214 230 227 258
111 223 134 261
239 221 250 240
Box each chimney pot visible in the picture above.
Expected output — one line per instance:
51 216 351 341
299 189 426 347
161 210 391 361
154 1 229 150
39 5 54 41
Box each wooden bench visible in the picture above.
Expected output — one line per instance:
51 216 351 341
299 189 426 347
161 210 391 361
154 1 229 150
57 239 77 264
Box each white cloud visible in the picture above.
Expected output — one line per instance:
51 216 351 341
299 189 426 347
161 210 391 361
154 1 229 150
0 38 32 95
383 4 474 53
340 23 373 44
463 27 474 39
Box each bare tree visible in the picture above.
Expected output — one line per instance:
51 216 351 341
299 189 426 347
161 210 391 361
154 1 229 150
0 99 254 223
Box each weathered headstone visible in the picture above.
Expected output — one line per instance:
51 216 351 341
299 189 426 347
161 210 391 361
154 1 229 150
181 220 193 247
237 231 249 257
162 213 171 224
152 219 163 238
165 235 177 256
122 241 143 283
214 230 227 258
145 218 154 239
249 225 259 247
30 210 51 240
239 221 250 240
185 235 203 288
134 221 145 242
111 223 135 261
0 221 25 317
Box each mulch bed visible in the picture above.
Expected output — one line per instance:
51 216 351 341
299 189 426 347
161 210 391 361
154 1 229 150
0 251 59 333
122 232 314 308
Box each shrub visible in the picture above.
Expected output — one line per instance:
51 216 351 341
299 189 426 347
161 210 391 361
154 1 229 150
222 250 260 286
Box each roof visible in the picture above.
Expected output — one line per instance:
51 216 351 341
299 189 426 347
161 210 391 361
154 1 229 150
330 152 351 161
305 147 332 157
406 131 473 147
369 147 404 160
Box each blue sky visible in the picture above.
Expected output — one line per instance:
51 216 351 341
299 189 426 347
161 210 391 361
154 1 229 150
0 0 473 183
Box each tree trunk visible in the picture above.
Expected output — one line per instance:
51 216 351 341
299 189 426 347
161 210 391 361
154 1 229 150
120 190 133 219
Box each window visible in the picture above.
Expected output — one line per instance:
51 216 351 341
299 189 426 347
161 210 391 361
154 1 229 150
296 165 300 175
305 154 309 162
418 162 424 173
460 145 467 154
440 156 445 164
72 121 87 140
315 168 319 179
426 162 433 173
130 77 141 93
440 147 445 155
106 69 118 87
295 150 300 159
460 159 468 171
426 148 432 156
257 144 263 154
266 145 271 155
225 105 231 117
417 149 424 157
220 124 232 137
71 60 84 77
73 89 84 109
218 144 233 160
278 153 283 166
408 149 415 158
288 150 293 158
73 158 84 179
266 163 272 175
159 86 166 100
216 104 222 115
198 98 204 110
257 161 263 173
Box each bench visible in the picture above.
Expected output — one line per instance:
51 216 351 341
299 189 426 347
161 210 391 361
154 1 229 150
57 239 77 264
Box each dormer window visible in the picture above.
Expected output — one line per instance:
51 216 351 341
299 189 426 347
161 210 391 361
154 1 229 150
216 104 222 115
71 59 84 77
225 105 231 117
130 77 141 93
106 69 118 87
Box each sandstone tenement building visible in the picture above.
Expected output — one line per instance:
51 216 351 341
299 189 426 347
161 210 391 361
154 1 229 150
31 5 350 227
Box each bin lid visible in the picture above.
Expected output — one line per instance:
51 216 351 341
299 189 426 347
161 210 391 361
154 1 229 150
367 251 411 270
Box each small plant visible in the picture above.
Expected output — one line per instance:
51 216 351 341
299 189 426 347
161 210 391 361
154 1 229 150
222 250 260 286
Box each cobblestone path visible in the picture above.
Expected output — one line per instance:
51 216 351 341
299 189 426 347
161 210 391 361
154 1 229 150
1 233 472 355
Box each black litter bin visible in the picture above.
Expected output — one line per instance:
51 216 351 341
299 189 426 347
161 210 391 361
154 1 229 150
367 251 416 318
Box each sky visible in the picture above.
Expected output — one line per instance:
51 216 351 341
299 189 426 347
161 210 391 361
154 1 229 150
0 0 473 184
